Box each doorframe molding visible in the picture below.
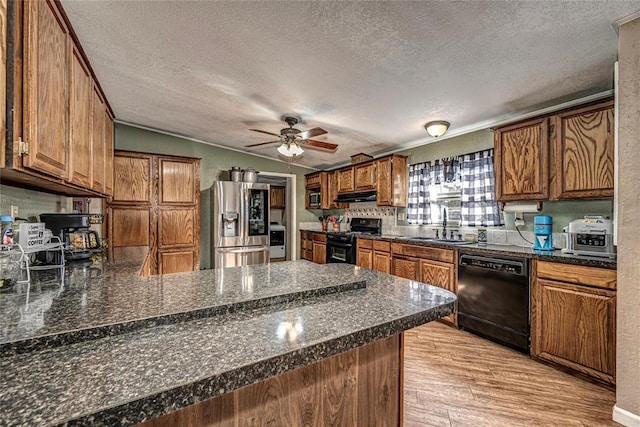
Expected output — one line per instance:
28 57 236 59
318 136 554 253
258 171 297 260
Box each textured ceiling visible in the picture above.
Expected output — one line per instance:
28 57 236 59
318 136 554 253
61 1 640 169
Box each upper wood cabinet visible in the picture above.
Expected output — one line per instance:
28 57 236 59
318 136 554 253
494 117 550 202
3 0 114 197
336 167 355 193
1 0 6 168
494 99 614 203
270 186 286 209
68 46 92 188
551 100 614 199
376 155 407 207
22 0 69 179
354 161 376 191
531 261 616 385
110 150 201 275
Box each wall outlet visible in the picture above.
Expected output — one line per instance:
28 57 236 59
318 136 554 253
397 212 406 221
10 205 19 220
514 211 525 227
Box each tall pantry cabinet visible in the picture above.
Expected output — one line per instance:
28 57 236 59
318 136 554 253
109 150 201 275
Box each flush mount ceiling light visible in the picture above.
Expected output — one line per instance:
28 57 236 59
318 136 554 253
424 121 450 138
277 141 304 157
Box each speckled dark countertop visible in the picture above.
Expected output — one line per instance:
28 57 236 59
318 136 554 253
354 234 617 269
0 260 455 426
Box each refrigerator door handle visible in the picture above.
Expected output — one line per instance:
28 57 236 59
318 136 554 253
218 246 269 254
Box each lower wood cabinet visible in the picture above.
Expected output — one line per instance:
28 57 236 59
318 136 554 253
300 231 326 264
109 150 200 275
391 255 419 280
531 260 616 385
420 259 456 324
357 238 391 274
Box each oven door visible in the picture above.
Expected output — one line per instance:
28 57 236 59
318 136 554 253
326 241 354 264
270 229 285 246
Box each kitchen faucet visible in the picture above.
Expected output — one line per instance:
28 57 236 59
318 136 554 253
442 207 447 240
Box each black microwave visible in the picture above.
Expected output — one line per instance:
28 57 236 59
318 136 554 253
308 192 321 208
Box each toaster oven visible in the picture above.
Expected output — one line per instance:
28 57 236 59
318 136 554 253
561 216 616 259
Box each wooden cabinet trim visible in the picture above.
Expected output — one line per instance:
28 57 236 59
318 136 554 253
391 242 454 263
357 238 373 249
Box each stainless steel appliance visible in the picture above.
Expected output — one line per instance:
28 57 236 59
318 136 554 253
562 216 616 259
269 223 286 259
212 181 270 268
308 192 321 208
458 252 530 353
326 218 381 264
39 213 101 261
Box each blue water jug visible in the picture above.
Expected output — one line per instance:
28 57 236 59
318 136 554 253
533 215 553 253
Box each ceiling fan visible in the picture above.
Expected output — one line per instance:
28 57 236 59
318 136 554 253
246 116 338 157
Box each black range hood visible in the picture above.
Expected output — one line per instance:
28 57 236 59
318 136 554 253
334 191 377 203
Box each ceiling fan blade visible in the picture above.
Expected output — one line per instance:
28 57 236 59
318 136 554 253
304 139 338 151
246 140 281 147
250 129 281 137
298 127 327 139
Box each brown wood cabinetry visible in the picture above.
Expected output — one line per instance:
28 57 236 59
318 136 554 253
376 155 407 207
494 100 614 203
109 150 201 275
494 117 549 202
336 167 355 193
354 161 376 190
551 101 614 199
531 261 616 385
357 238 391 274
270 186 285 209
391 242 457 326
300 231 326 264
68 46 92 188
22 0 69 179
3 0 114 197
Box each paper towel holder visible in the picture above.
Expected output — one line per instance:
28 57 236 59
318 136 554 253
500 202 542 213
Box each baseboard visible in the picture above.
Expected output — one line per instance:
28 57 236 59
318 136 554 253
613 405 640 426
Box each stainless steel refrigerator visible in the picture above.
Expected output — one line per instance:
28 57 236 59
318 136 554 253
212 181 270 268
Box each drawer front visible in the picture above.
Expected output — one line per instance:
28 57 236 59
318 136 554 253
537 261 616 290
357 238 373 249
313 233 327 243
391 243 454 263
302 240 313 250
372 240 390 252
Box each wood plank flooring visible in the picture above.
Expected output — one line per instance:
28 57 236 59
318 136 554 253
404 322 618 427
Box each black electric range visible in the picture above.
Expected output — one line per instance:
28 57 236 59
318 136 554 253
326 218 381 264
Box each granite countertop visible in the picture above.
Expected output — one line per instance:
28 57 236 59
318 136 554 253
344 233 617 269
0 260 455 426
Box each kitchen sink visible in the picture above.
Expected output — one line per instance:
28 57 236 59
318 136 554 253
408 237 472 246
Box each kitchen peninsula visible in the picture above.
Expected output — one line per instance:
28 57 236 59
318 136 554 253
0 260 455 426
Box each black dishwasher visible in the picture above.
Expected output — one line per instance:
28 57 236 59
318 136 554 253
457 252 530 353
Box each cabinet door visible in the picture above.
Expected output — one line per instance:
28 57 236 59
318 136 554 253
68 46 91 188
354 162 376 190
552 101 614 200
159 250 196 274
357 247 373 269
420 259 456 324
104 114 114 196
532 278 616 384
494 117 549 201
159 158 197 205
270 186 285 209
23 0 69 178
328 171 348 209
312 242 326 264
376 156 407 207
110 207 150 247
158 208 196 249
337 167 355 193
373 251 391 274
90 85 106 192
392 256 419 280
112 152 153 204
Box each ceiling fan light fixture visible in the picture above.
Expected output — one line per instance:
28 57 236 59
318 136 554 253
277 142 304 157
424 121 450 138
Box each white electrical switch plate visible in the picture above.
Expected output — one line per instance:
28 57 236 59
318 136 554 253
10 205 18 219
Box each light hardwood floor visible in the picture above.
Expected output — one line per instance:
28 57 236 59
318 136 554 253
404 322 618 427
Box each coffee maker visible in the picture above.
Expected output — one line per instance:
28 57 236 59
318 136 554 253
39 214 101 261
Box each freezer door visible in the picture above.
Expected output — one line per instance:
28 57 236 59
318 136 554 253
212 181 244 248
214 245 269 269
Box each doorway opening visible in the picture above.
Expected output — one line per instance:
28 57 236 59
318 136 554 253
257 172 297 261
